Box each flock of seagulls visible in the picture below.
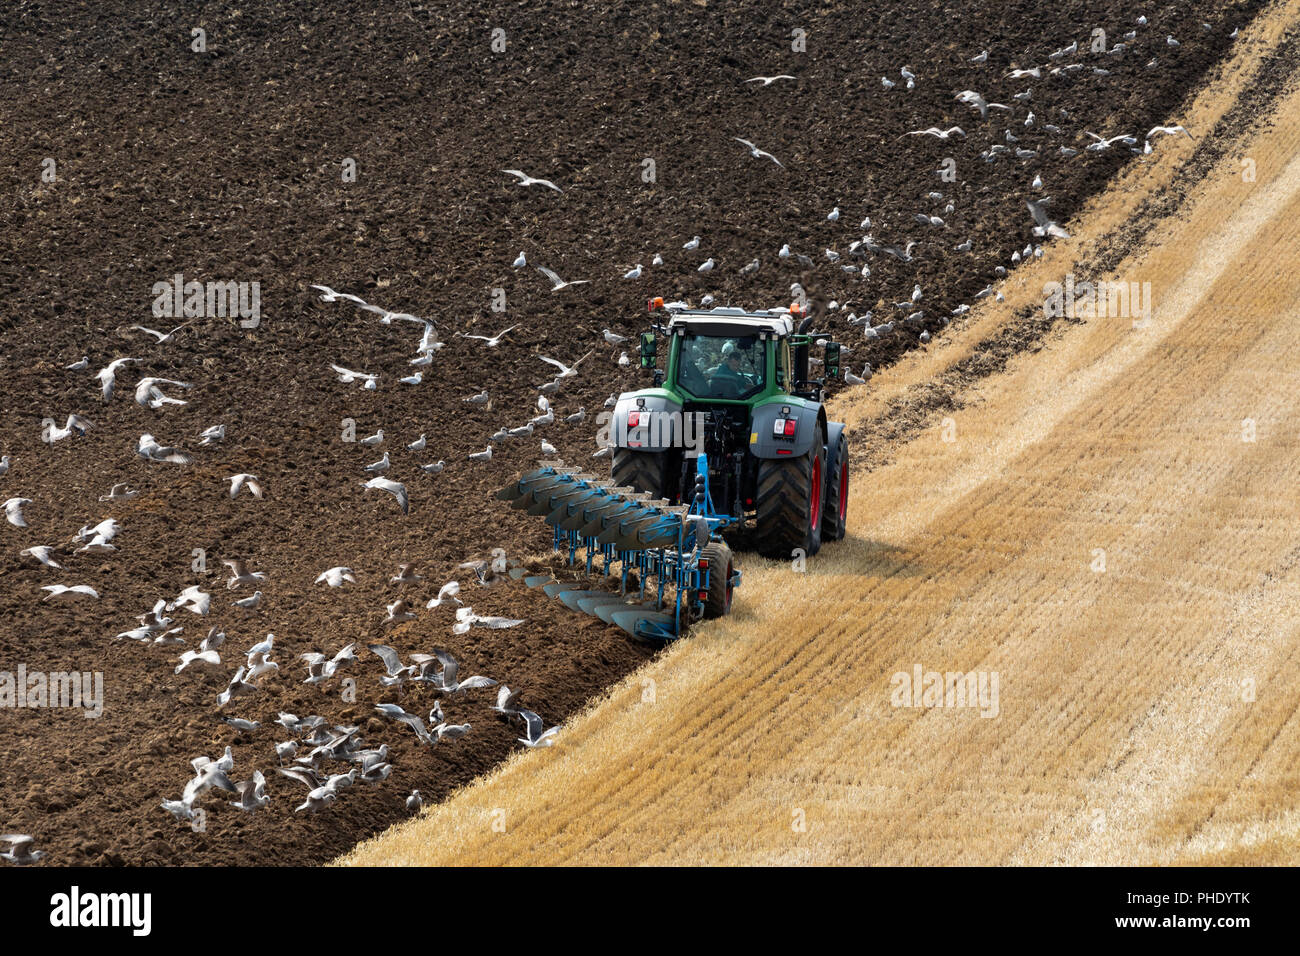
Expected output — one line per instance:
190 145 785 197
154 627 556 825
2 296 584 861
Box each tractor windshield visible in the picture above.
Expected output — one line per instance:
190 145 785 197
676 333 765 400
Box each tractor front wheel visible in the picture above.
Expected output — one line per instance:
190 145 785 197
821 431 849 542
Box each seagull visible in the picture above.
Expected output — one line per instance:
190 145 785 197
19 546 61 568
512 251 527 268
502 169 562 193
538 351 592 379
296 787 338 814
359 429 384 446
434 722 472 741
422 648 498 693
1084 131 1136 152
517 710 561 748
421 460 446 475
46 414 94 443
1005 67 1042 79
368 645 417 687
65 357 89 370
385 599 416 623
426 580 462 609
651 253 664 266
175 648 221 674
130 323 189 344
226 473 263 499
315 567 356 587
970 50 988 63
1027 198 1070 239
406 434 427 452
310 284 367 305
94 357 139 401
0 834 45 865
360 304 422 325
4 497 31 528
198 424 226 446
230 770 269 811
900 66 917 88
363 452 390 475
564 407 586 425
374 704 432 744
697 258 715 273
745 74 795 86
827 206 840 221
464 390 489 406
329 364 378 389
41 584 99 602
1147 124 1193 140
493 685 522 716
231 591 263 610
683 236 701 250
622 264 643 279
406 791 423 812
362 477 409 515
902 126 965 140
222 559 267 589
468 447 493 462
137 433 192 464
453 606 524 636
459 325 518 347
536 266 591 292
168 585 211 615
300 644 355 684
733 138 784 167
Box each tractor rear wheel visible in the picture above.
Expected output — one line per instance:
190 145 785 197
611 448 669 498
821 431 849 542
701 541 734 618
753 426 825 559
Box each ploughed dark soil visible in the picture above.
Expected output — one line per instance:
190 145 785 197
0 0 1273 865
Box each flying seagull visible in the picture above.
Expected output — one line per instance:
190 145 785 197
536 266 591 292
733 138 784 167
502 169 562 193
362 477 409 515
517 710 561 748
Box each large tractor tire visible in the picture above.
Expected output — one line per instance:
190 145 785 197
700 540 735 618
753 426 825 559
821 430 849 542
611 448 669 498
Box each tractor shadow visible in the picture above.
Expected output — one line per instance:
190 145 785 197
723 527 928 580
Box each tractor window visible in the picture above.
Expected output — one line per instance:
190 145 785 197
677 333 765 400
775 340 790 389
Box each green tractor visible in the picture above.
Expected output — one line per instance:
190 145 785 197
608 299 850 559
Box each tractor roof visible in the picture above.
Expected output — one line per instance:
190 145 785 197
663 307 795 337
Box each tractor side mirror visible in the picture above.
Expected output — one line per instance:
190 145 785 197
824 342 842 380
639 331 657 369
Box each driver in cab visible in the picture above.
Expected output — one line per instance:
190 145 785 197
708 341 748 397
